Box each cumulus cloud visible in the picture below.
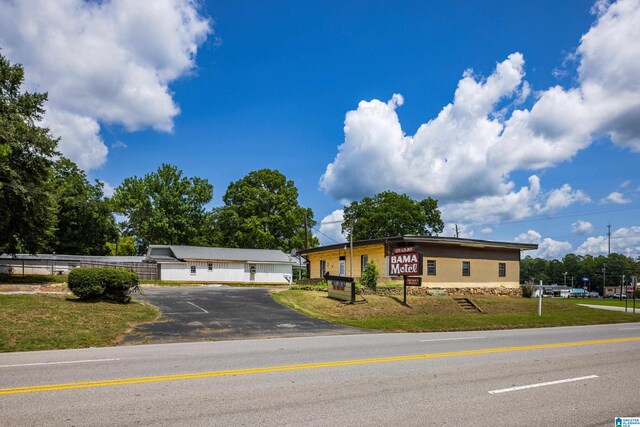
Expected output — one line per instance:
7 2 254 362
576 226 640 256
571 220 595 235
0 0 211 169
320 0 640 225
316 210 348 245
601 191 631 204
515 230 573 259
536 184 590 213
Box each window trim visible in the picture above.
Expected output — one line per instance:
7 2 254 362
360 254 369 273
319 260 326 278
427 260 436 276
190 265 197 275
208 263 213 271
462 261 471 277
498 262 506 277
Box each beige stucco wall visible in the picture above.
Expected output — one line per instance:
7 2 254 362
306 242 522 289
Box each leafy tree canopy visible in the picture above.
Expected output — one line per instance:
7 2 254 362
111 164 214 252
214 169 319 251
50 158 117 255
0 53 58 254
106 235 138 256
342 191 444 241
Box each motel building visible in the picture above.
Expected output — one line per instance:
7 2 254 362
301 236 538 294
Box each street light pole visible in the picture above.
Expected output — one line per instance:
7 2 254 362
563 271 567 287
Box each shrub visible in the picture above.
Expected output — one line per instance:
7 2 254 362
360 261 379 290
68 268 139 303
521 284 533 298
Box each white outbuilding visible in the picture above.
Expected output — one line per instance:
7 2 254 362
146 245 294 284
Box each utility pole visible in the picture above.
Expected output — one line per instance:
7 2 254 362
607 223 611 255
563 271 567 287
602 265 607 294
349 220 354 278
453 224 460 238
303 212 308 250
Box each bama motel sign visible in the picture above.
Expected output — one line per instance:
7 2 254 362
389 246 423 276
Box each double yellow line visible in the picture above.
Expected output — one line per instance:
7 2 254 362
2 336 639 396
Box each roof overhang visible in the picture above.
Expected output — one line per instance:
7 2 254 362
299 235 538 255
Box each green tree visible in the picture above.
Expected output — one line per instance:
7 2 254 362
50 158 117 255
0 54 58 254
111 164 214 252
360 261 379 290
342 191 444 241
106 235 138 256
214 169 319 251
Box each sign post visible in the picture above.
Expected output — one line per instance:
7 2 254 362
389 246 423 304
324 272 355 304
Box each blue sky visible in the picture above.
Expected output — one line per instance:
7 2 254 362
1 0 639 258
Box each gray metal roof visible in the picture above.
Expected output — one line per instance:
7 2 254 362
147 245 294 264
0 254 146 263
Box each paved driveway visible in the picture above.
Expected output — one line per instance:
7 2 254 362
124 286 364 344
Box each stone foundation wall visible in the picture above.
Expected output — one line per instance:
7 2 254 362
361 286 522 297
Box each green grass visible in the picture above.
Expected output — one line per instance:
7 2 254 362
0 294 160 352
271 290 640 332
0 274 67 284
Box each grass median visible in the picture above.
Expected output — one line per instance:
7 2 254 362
271 290 640 332
0 294 160 352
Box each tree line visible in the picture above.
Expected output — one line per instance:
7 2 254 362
521 253 640 292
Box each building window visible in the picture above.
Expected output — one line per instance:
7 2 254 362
360 255 369 273
208 263 213 271
190 265 196 275
498 263 506 277
320 260 326 278
462 261 471 276
427 260 436 276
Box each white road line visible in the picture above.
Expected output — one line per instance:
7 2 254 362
488 375 599 394
419 336 486 342
0 358 120 368
186 301 209 313
620 327 640 330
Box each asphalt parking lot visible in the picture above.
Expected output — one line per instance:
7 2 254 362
124 286 364 344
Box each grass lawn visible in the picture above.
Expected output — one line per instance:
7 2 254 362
0 294 160 352
271 290 640 332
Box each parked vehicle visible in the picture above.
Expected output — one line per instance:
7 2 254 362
610 293 627 299
587 292 600 298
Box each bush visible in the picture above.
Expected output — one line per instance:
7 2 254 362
521 284 533 298
360 261 379 290
68 268 139 303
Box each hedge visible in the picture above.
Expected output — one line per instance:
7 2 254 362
68 268 139 303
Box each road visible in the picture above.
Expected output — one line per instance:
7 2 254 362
1 324 640 426
125 286 363 343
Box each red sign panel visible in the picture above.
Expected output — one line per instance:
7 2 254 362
389 250 423 276
405 276 422 287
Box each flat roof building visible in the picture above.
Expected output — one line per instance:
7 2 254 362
300 236 538 292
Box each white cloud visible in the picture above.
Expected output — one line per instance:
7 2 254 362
316 210 348 245
620 179 631 188
320 0 640 226
601 191 631 204
576 226 640 256
536 184 590 213
571 220 595 235
111 141 128 150
481 227 493 234
99 180 115 198
515 230 573 259
0 0 211 169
